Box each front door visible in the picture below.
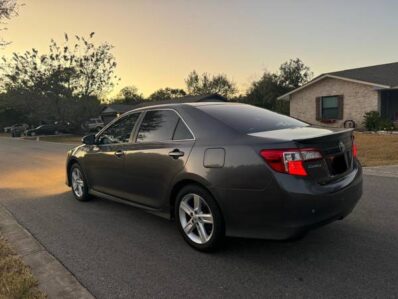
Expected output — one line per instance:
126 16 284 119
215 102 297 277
123 109 195 208
84 112 141 197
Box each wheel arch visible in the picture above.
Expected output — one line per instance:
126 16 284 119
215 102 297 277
66 158 80 186
168 176 222 220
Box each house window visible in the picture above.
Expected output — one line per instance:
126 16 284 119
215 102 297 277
321 96 339 119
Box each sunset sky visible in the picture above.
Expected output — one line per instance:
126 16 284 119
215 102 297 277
2 0 398 97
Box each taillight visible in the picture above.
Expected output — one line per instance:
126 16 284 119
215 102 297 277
260 148 322 176
352 135 358 158
352 143 358 158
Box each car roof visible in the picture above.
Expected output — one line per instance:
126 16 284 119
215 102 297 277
129 101 244 112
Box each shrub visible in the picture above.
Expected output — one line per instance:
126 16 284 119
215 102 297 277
363 111 394 131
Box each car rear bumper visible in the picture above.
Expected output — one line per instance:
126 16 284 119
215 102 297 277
213 161 363 239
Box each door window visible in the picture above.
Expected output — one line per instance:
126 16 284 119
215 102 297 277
137 110 184 142
99 113 140 144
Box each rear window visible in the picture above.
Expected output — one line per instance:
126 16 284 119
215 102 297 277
198 104 308 133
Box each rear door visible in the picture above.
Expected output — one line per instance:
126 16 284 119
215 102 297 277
122 109 195 208
84 112 141 197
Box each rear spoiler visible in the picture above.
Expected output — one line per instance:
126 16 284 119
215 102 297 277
293 128 353 142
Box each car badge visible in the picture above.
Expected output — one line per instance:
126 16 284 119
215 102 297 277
338 141 345 152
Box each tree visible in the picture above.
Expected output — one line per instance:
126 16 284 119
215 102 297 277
244 72 288 111
148 87 186 101
242 58 312 114
0 33 116 126
48 33 119 97
0 0 20 46
112 86 144 104
277 58 313 89
0 33 118 98
185 70 237 98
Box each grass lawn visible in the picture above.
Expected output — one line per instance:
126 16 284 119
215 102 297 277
0 236 45 299
355 132 398 167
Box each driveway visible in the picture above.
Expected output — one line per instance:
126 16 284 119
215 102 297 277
0 137 397 298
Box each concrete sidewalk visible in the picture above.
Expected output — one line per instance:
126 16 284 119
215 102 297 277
363 165 398 178
0 205 94 299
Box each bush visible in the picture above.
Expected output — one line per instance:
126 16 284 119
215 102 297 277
363 111 394 131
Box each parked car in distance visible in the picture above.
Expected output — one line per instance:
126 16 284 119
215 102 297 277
6 123 29 136
3 126 12 133
82 117 104 132
66 102 363 251
25 124 57 136
54 121 75 134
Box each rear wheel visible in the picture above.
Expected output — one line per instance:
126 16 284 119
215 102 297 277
175 185 225 251
70 164 91 201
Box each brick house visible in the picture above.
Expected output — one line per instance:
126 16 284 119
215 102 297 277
278 62 398 128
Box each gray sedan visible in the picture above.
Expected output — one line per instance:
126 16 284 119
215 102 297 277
66 102 362 251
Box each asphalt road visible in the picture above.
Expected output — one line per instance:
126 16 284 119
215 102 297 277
0 137 397 298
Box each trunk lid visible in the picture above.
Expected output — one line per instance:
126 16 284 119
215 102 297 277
250 127 355 183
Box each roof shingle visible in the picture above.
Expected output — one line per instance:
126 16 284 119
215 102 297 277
328 62 398 87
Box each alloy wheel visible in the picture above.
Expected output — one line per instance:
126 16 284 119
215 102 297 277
71 168 84 198
178 193 214 244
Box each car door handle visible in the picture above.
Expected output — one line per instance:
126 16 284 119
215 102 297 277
114 150 125 158
168 149 184 159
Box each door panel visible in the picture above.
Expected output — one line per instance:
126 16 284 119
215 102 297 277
122 140 194 207
121 109 195 208
83 113 141 197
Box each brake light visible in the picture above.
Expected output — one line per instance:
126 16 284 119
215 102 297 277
260 148 322 176
352 143 358 158
352 135 358 158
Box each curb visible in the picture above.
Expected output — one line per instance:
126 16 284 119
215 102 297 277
363 165 398 178
0 204 94 299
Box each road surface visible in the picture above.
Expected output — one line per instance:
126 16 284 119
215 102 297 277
0 137 397 298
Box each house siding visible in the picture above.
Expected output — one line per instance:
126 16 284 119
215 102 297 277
290 77 379 128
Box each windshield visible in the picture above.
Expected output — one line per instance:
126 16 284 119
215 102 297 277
198 104 309 134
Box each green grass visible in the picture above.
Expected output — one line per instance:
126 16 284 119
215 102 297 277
0 236 46 299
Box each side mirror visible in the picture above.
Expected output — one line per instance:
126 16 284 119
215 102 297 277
82 134 96 145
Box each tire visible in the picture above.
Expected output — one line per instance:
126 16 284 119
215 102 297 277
175 184 225 251
69 163 91 202
31 132 36 136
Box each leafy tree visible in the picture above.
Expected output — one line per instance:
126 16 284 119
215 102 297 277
112 86 144 104
1 33 118 97
244 72 288 111
0 0 20 46
148 87 186 101
278 58 313 89
243 58 312 114
185 70 237 98
0 33 116 126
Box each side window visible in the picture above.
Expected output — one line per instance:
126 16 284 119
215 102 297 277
137 110 180 143
99 113 140 144
173 119 193 140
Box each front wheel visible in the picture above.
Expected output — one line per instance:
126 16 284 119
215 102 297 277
69 164 91 201
175 185 225 251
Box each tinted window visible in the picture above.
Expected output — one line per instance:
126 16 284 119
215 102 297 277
137 110 179 142
198 104 308 133
173 119 193 140
99 113 140 144
321 96 339 119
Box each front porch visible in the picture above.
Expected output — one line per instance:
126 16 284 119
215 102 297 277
379 90 398 124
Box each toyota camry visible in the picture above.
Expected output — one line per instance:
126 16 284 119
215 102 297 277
66 102 362 251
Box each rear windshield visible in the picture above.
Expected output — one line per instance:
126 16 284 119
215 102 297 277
198 104 308 133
